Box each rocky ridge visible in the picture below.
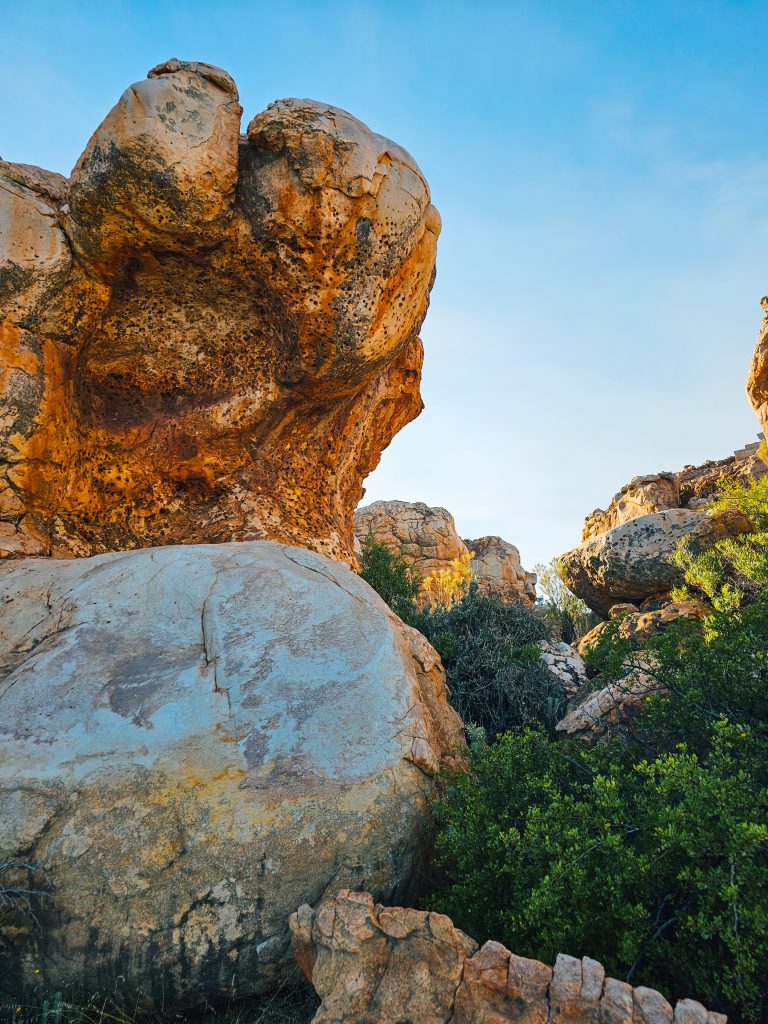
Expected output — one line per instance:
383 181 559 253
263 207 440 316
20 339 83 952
558 443 765 618
291 890 726 1024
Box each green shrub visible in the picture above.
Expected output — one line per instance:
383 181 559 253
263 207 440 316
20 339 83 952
430 479 768 1023
358 534 421 624
411 583 564 737
535 559 598 643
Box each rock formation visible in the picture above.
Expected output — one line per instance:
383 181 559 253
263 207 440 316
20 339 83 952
464 534 537 605
0 541 464 1010
354 500 536 604
539 640 588 694
0 59 440 564
747 296 768 440
290 890 726 1023
558 444 764 617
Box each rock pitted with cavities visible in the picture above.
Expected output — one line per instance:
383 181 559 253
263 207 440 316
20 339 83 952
0 59 440 562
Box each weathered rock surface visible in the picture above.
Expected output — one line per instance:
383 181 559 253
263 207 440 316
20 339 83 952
581 444 766 544
0 60 440 563
555 664 658 742
0 542 464 1010
354 500 467 576
290 890 726 1023
559 508 749 618
567 443 765 617
747 296 768 441
464 534 537 605
576 599 708 657
539 640 588 694
354 501 536 604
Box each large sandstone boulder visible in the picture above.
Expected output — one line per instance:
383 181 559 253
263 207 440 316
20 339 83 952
0 59 440 563
558 444 764 618
558 508 746 618
354 500 466 576
290 890 726 1024
0 542 464 1010
354 501 536 605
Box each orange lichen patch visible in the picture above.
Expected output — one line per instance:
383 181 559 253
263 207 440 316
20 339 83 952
0 321 39 384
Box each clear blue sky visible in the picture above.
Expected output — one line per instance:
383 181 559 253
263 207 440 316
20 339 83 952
2 0 766 569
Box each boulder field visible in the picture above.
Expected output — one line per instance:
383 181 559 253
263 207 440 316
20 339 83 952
0 58 440 564
0 541 463 1009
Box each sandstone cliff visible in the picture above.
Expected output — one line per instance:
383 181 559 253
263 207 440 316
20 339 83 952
0 59 440 563
746 296 768 441
354 500 536 605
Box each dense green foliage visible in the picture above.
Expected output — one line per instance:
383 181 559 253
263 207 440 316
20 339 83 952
431 478 768 1023
358 538 563 737
410 584 563 737
358 532 421 623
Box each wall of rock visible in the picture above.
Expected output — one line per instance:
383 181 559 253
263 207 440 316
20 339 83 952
354 500 536 605
747 296 768 441
291 890 726 1024
0 59 440 564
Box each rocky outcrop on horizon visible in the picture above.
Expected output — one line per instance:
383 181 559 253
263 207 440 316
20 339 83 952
0 59 440 564
354 500 536 605
746 296 768 441
290 890 726 1024
0 541 464 1009
558 442 765 618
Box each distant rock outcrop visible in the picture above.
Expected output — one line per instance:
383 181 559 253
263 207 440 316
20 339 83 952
558 444 764 617
354 500 536 605
0 59 440 563
290 890 726 1024
0 542 464 1010
747 296 768 441
464 534 537 605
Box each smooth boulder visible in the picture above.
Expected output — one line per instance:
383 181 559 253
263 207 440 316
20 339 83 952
0 541 464 1010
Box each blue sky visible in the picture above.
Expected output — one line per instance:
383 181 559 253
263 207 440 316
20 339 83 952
2 0 766 569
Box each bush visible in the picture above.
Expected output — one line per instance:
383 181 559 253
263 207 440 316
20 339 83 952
411 583 564 737
358 534 421 623
430 479 768 1023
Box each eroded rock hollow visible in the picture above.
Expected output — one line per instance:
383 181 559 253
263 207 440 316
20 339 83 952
0 59 440 563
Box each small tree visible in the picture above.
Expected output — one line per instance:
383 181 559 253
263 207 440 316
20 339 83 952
535 558 598 643
418 551 475 609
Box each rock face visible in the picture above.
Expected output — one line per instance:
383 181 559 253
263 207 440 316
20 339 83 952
539 640 588 694
559 444 764 617
464 535 537 605
354 501 467 576
747 296 768 440
354 501 536 605
290 890 726 1024
0 542 464 1010
0 60 440 563
559 508 746 618
576 599 708 658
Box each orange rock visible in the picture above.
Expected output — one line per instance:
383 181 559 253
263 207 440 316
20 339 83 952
0 60 440 563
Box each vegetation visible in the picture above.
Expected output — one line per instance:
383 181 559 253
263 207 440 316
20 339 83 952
431 477 768 1023
358 538 564 737
411 583 563 738
358 531 421 623
535 558 598 643
418 551 474 609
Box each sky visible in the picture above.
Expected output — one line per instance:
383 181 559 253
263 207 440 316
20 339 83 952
2 0 766 570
